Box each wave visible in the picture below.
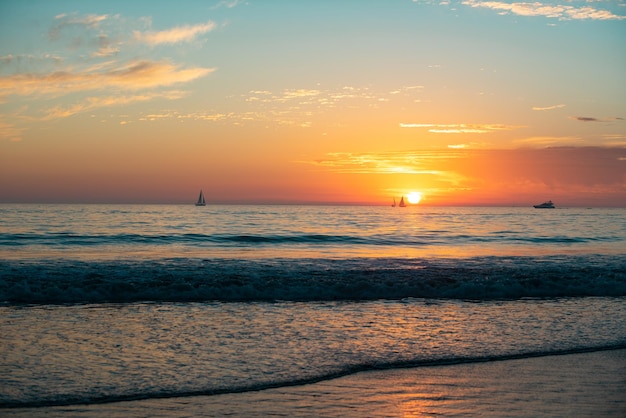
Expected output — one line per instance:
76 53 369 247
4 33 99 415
0 231 618 247
1 255 624 304
2 344 624 409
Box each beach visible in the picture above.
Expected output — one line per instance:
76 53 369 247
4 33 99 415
6 349 624 417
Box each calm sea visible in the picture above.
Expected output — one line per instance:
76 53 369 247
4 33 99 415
1 204 625 413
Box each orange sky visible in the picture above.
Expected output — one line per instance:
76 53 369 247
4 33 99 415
1 1 625 206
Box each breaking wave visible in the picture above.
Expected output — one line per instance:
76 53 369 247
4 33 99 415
1 255 624 305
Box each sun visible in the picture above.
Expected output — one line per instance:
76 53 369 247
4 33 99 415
407 192 422 204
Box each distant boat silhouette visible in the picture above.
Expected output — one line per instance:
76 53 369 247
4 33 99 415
195 189 206 206
533 200 555 209
399 196 406 207
392 198 396 207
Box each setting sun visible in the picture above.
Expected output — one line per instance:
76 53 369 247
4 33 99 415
407 192 422 204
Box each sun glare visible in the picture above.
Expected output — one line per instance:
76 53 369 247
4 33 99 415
407 192 422 204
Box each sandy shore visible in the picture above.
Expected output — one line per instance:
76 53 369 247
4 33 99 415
7 349 626 417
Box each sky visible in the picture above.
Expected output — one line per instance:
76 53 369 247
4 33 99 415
1 0 625 206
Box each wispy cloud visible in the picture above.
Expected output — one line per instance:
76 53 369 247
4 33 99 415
202 85 426 127
0 120 26 142
134 21 216 45
43 90 188 120
0 61 214 99
49 13 110 40
138 111 231 122
212 0 246 9
532 104 566 111
570 116 624 122
446 142 488 149
301 151 464 177
602 134 626 147
513 135 584 147
462 1 626 21
400 123 525 133
243 85 421 106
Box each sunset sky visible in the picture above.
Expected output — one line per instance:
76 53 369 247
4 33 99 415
1 0 625 206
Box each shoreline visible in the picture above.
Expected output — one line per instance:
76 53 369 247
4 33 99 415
5 348 625 417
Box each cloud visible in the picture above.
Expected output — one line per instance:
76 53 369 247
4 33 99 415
242 85 421 108
0 53 65 68
0 120 26 141
282 89 321 99
532 104 566 111
513 135 584 147
92 34 120 57
49 13 109 40
447 143 488 149
573 116 601 122
43 90 188 120
134 21 216 45
223 85 425 126
301 150 465 177
462 1 626 21
0 61 215 98
400 123 525 133
138 111 231 122
212 0 246 9
570 116 624 122
602 134 626 147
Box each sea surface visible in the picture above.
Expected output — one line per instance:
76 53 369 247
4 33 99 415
1 204 625 415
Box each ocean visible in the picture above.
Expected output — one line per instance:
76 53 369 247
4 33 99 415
1 204 625 416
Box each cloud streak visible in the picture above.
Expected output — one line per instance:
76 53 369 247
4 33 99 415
49 13 110 40
134 21 216 45
212 0 246 9
0 120 26 142
302 151 464 180
532 104 566 111
462 1 626 21
43 90 188 120
400 123 525 133
0 61 214 99
570 116 624 122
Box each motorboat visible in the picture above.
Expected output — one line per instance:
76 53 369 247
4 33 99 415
533 200 555 209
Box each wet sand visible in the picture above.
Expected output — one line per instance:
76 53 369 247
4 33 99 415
7 348 625 417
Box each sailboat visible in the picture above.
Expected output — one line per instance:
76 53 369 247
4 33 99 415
398 196 406 207
392 198 396 207
195 189 206 206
